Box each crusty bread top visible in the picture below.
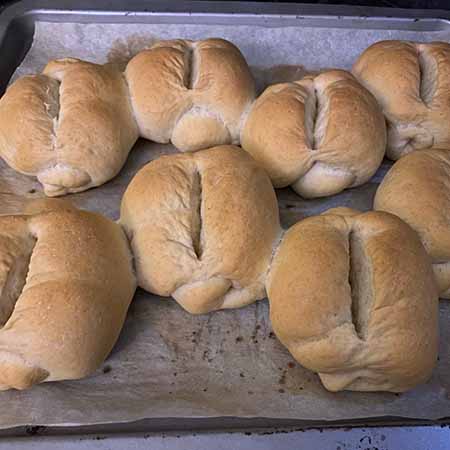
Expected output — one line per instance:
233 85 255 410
120 145 281 313
353 40 450 159
241 69 386 197
0 209 136 390
0 58 139 196
267 208 438 392
374 148 450 262
125 38 255 150
0 75 58 174
20 198 76 216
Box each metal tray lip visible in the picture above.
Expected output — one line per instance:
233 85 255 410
2 0 450 24
0 415 449 437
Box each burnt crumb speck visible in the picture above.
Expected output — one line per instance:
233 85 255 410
102 365 112 374
235 336 243 343
245 432 252 436
278 388 285 394
248 390 254 395
269 332 275 339
240 373 245 378
28 189 36 194
279 370 287 385
173 372 177 377
285 203 297 209
191 339 197 344
255 325 261 330
25 426 46 436
287 362 296 369
203 388 208 392
192 331 197 335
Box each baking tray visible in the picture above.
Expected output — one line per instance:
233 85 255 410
0 0 449 436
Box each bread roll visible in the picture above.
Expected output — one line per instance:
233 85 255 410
374 148 450 298
0 209 136 390
125 38 255 152
0 58 139 196
241 70 386 198
353 40 450 160
267 208 439 392
120 145 281 314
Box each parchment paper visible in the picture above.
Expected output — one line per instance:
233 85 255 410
0 20 449 428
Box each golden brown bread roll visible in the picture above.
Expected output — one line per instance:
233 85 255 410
353 40 450 160
125 38 255 152
0 209 136 390
0 58 139 196
120 145 281 314
266 208 439 392
241 70 386 198
374 148 450 299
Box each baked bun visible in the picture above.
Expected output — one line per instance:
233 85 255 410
353 40 450 160
125 38 255 152
374 148 450 298
241 69 386 198
267 208 438 392
0 209 136 390
0 58 139 196
120 145 281 314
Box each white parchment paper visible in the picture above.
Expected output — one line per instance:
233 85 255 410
0 20 449 428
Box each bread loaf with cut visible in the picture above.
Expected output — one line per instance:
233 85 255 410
120 145 281 314
266 207 439 392
241 70 386 198
0 208 136 390
0 58 139 196
353 40 450 159
125 38 255 152
374 148 450 298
